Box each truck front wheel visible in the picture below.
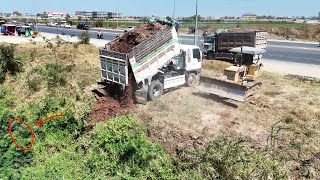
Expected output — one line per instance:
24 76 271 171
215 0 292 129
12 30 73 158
148 81 163 101
187 73 198 87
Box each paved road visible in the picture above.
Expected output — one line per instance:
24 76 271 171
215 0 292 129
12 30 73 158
37 25 320 66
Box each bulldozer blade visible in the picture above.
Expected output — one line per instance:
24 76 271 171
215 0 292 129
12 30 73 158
198 76 261 102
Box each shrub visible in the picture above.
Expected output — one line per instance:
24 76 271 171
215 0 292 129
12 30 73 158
0 99 33 179
19 116 174 179
79 31 90 44
73 42 79 49
87 116 175 179
94 20 104 27
175 136 288 179
44 64 67 89
0 44 23 83
67 19 74 26
27 96 85 135
27 78 41 92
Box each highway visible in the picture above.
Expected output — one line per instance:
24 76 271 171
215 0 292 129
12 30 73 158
36 25 320 66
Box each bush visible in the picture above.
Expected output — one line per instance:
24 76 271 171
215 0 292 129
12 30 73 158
94 20 104 27
44 64 67 89
175 136 288 179
87 116 175 179
27 96 85 134
17 116 174 179
0 97 33 179
27 78 41 92
79 31 90 44
0 44 23 83
66 19 74 26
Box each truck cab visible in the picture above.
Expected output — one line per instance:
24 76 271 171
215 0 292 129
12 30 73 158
144 45 202 102
203 35 215 59
172 45 202 73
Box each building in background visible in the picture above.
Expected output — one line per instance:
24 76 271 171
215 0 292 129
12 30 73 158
92 11 108 19
75 11 94 19
75 11 118 19
47 11 68 19
108 12 122 18
242 13 257 20
0 13 12 17
318 12 320 19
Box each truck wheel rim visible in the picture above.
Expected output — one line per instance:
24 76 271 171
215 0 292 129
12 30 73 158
189 76 195 85
153 87 161 97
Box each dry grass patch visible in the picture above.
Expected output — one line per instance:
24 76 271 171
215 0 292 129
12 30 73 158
3 42 100 111
136 60 320 178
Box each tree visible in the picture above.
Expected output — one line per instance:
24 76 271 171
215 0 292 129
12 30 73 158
79 31 90 44
94 20 104 27
192 15 201 21
42 11 48 18
67 19 74 26
12 11 22 17
0 44 22 83
65 14 71 20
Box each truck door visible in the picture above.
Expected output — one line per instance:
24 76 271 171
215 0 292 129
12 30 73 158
186 48 202 71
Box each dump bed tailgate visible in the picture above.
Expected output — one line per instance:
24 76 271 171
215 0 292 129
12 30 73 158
100 49 128 86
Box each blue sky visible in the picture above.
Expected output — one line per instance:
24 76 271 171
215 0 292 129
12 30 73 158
0 0 319 17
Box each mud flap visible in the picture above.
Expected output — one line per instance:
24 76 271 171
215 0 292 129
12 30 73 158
135 88 147 104
198 76 249 102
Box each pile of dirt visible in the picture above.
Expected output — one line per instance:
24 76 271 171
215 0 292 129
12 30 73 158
110 23 168 53
89 75 135 124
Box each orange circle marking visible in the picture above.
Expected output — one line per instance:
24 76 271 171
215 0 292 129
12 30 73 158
8 118 35 151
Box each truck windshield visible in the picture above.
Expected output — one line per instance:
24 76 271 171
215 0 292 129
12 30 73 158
204 36 214 43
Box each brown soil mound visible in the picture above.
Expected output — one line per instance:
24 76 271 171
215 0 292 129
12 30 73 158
110 23 168 53
89 75 135 123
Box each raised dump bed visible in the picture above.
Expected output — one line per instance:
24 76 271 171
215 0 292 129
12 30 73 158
100 26 181 87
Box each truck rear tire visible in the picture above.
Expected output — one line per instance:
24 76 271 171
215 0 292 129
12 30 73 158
233 53 241 65
187 73 198 87
206 52 214 60
148 81 163 101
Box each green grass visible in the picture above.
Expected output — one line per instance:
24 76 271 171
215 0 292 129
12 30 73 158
2 42 312 179
1 78 289 179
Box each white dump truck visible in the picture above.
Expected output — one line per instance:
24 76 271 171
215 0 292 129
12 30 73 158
99 27 202 104
99 26 264 103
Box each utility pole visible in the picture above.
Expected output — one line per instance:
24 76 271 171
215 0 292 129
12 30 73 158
116 0 119 29
173 0 176 18
194 0 199 45
34 9 39 32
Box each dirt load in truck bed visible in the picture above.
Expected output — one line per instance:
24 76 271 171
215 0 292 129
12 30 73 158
110 23 168 53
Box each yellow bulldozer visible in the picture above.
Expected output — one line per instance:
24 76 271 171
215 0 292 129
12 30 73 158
199 46 266 101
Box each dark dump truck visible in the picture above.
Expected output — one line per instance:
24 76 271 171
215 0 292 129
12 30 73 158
203 30 268 63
